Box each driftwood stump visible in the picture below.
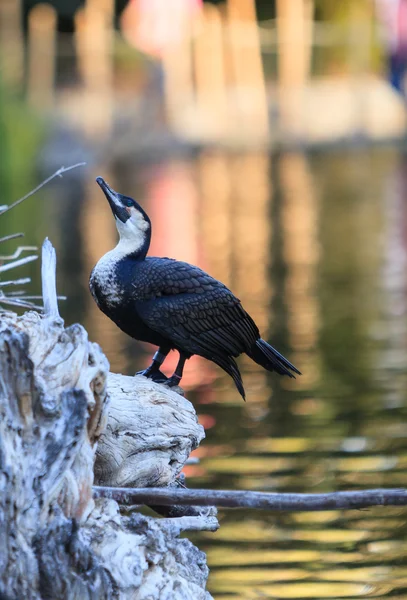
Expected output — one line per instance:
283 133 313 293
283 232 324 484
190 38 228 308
0 241 215 599
95 373 204 488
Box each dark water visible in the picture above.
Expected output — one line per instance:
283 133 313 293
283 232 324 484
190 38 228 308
4 147 407 599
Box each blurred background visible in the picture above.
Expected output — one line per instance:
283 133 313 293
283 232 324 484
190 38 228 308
2 0 407 598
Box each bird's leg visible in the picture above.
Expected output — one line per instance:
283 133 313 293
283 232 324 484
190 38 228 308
136 348 169 383
166 352 187 388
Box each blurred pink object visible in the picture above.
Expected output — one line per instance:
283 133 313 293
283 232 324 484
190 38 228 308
376 0 407 94
121 0 202 57
376 0 407 53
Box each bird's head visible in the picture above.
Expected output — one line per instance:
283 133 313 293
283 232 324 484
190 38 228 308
96 176 151 257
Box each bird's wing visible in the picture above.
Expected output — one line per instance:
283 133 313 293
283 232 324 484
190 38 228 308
134 258 260 358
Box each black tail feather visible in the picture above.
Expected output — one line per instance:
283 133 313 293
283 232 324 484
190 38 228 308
213 355 246 401
248 338 301 378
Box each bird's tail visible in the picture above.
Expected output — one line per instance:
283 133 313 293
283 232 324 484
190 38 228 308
212 355 246 401
248 339 301 378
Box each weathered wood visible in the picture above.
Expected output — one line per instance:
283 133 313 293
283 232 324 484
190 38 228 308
0 310 109 598
94 374 218 521
0 309 214 599
0 237 214 599
41 238 59 318
95 373 205 488
86 500 213 599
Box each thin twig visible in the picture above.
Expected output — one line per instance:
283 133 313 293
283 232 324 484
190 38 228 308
0 298 44 310
160 516 219 532
93 486 407 512
0 233 24 244
0 165 84 312
7 294 66 300
0 246 37 260
0 278 31 287
0 162 86 215
0 255 38 274
185 457 200 465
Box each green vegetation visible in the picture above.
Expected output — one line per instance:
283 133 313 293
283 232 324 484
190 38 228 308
0 80 43 206
0 78 45 287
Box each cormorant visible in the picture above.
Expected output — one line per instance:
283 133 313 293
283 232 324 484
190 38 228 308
90 177 300 399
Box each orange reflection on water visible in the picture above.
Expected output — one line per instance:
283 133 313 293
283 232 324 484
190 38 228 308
145 160 215 390
230 153 271 335
148 160 200 263
279 153 320 389
198 151 272 405
198 152 232 288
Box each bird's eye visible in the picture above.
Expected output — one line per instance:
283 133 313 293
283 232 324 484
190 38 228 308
124 198 134 208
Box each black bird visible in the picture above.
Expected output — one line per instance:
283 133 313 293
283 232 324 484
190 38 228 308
89 177 300 399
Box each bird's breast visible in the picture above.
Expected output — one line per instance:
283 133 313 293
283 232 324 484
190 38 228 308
90 253 124 309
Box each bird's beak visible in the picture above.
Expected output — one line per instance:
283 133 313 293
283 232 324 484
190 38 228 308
96 177 129 223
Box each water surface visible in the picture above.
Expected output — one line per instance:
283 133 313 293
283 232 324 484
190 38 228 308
5 146 407 599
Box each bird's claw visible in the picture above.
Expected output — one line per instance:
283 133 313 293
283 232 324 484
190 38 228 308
136 367 168 384
165 375 182 388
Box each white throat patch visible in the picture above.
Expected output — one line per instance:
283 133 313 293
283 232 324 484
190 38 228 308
90 209 150 307
116 209 150 256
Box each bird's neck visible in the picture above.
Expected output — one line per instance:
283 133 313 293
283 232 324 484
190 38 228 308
115 229 151 261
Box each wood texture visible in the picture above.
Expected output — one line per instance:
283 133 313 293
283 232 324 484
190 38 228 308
0 309 213 599
95 373 204 488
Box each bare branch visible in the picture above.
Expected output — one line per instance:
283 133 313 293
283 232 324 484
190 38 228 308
93 486 407 512
7 294 66 300
159 516 219 532
0 255 38 274
0 233 24 244
41 238 59 318
0 278 31 287
0 162 86 216
0 298 44 310
0 166 84 311
0 246 37 260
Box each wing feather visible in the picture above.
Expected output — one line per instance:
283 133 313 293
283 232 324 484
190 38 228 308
133 258 259 359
